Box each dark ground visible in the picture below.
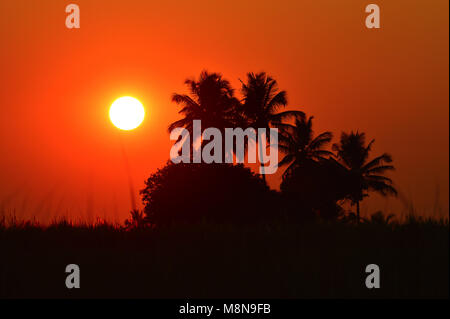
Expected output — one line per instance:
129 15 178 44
0 219 448 298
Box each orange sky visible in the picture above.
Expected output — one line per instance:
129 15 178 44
0 0 448 222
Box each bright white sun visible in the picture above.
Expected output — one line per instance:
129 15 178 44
109 96 145 130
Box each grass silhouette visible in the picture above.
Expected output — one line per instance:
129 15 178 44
0 212 447 298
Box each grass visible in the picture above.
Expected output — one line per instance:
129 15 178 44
0 213 448 298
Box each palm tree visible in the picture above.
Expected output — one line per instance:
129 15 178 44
168 70 241 161
240 72 304 182
276 114 334 179
332 131 397 223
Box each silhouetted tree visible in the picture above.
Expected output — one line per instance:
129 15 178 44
280 158 350 220
240 72 304 182
168 71 241 161
276 114 334 179
141 162 277 225
332 131 397 223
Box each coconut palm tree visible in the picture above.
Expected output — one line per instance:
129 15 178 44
332 131 397 223
240 72 304 181
276 114 334 179
168 71 241 162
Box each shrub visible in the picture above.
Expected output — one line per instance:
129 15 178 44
141 162 277 225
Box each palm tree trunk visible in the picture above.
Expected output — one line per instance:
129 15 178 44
356 200 360 224
258 140 266 184
258 130 267 184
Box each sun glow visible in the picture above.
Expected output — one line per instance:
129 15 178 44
109 96 145 130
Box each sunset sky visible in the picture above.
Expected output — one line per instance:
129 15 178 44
0 0 448 222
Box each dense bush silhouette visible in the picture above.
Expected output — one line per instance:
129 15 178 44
280 158 350 219
141 162 277 225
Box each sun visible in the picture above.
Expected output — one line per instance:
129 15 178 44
109 96 145 130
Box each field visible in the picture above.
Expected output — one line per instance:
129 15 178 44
0 215 448 299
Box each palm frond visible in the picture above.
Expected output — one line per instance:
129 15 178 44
270 110 305 123
168 118 192 133
309 132 333 150
367 180 398 196
362 153 393 171
366 165 395 174
365 174 393 184
278 154 294 168
267 91 287 112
